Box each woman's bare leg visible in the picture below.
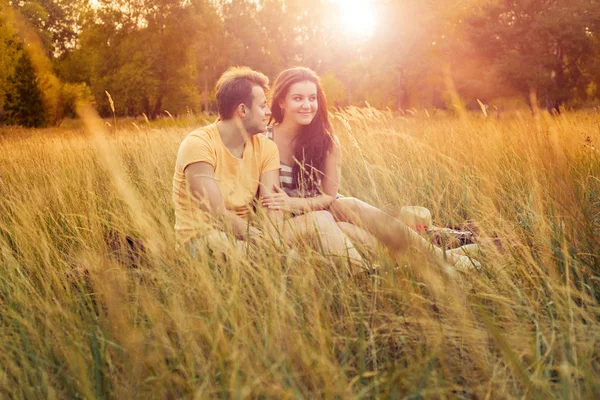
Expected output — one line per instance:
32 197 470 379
329 197 463 267
336 221 380 255
284 210 365 273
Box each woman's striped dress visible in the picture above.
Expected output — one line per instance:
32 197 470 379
264 126 320 198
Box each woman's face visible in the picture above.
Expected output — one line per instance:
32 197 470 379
280 80 318 126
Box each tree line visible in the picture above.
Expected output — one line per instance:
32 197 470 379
1 0 599 127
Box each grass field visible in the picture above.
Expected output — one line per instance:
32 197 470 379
1 108 599 398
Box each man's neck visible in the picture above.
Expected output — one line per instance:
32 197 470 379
216 119 248 152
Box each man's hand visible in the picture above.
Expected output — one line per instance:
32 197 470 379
186 161 252 238
262 184 295 211
258 169 286 240
245 226 265 245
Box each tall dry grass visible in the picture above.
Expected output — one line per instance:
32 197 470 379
0 108 599 398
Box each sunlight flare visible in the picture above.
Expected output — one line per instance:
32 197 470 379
334 0 377 38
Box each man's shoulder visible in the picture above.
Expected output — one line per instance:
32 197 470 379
185 123 217 140
179 123 218 152
252 132 277 150
176 123 219 164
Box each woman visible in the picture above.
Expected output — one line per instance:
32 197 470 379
261 67 478 271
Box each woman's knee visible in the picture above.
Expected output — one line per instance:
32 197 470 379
307 210 336 228
330 197 361 221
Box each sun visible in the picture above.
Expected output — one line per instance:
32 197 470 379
334 0 377 39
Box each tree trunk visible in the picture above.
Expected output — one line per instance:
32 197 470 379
549 64 567 114
204 65 209 113
396 68 409 111
151 96 163 120
528 86 541 118
142 97 151 120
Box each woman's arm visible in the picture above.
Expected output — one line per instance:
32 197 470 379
291 133 342 211
262 135 342 213
320 134 343 199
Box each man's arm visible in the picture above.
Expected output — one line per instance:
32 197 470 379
258 169 285 238
185 161 260 240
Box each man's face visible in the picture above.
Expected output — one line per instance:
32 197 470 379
242 85 271 135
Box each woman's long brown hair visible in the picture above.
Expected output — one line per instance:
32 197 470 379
269 67 333 195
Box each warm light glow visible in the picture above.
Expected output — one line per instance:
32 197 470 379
334 0 377 39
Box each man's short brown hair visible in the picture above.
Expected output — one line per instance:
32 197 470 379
215 67 269 120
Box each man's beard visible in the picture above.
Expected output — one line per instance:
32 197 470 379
242 121 265 136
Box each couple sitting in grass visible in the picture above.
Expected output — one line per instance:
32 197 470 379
173 66 479 274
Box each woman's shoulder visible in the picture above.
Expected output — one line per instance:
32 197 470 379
331 133 341 147
264 125 274 139
329 133 342 155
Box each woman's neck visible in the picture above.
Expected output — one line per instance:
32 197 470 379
275 117 302 140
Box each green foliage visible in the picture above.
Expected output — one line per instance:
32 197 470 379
463 0 600 109
80 0 202 119
58 82 93 119
0 16 21 117
320 73 348 107
2 49 46 127
0 2 80 127
14 0 85 56
0 17 92 127
54 47 92 84
586 82 598 99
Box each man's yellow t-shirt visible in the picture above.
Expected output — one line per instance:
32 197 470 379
172 123 280 245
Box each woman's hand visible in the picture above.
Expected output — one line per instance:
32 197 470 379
262 185 294 211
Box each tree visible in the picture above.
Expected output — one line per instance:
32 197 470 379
0 11 21 120
320 72 348 107
1 3 63 126
190 0 228 112
3 48 46 127
255 0 336 75
464 0 600 110
11 0 86 57
81 0 202 118
332 0 451 110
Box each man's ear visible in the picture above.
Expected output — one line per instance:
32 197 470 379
237 103 247 118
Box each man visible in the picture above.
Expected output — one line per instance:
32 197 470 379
172 66 282 253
